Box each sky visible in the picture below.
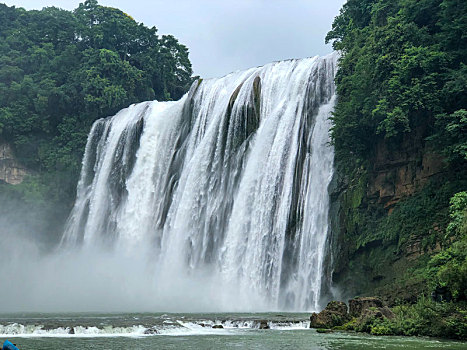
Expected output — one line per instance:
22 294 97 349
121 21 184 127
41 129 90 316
3 0 346 78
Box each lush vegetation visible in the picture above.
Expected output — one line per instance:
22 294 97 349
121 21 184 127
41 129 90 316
426 191 467 300
340 297 467 339
326 0 466 170
327 0 467 326
369 192 467 339
0 0 193 242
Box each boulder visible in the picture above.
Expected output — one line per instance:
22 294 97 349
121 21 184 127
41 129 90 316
348 297 384 317
326 301 348 315
258 320 270 329
309 298 394 331
212 324 224 329
144 327 159 334
310 311 345 329
360 308 383 322
353 306 395 332
310 301 349 329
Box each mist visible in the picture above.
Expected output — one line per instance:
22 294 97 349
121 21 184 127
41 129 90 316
0 231 271 313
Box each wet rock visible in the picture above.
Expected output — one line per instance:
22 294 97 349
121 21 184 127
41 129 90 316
309 311 344 329
227 82 244 114
252 76 261 115
144 328 159 334
212 324 224 329
68 327 75 334
310 301 349 329
348 297 384 317
259 320 269 329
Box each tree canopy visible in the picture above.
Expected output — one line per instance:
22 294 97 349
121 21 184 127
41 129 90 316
0 0 193 203
326 0 466 169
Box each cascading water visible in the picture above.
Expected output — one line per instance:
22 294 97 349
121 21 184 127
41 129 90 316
62 53 337 311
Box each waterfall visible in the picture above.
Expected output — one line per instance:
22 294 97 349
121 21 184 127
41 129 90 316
62 53 337 311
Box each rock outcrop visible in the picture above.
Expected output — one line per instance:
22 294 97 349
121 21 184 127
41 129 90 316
310 301 349 328
0 140 27 185
369 136 444 211
310 297 393 330
361 305 394 320
348 297 383 317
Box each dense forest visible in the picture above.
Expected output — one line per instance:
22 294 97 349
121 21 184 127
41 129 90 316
0 0 193 244
325 0 466 338
327 0 466 167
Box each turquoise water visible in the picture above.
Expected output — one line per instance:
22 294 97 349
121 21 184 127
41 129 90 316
6 332 467 350
1 313 465 349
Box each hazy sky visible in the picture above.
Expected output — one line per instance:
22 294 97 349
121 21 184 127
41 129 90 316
3 0 345 78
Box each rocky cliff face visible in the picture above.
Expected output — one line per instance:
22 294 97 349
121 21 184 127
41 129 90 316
326 128 447 305
368 133 445 212
0 140 27 185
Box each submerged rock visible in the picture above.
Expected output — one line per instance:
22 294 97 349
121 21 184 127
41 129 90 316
212 324 224 329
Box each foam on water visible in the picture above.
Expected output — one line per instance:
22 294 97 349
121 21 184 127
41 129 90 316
0 319 309 338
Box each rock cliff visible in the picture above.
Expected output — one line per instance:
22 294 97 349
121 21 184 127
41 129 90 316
327 129 449 304
368 130 445 212
0 140 27 185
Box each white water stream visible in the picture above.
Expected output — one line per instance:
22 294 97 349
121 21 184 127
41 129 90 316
61 53 337 311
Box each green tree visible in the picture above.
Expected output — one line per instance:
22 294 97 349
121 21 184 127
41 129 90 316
326 0 467 171
0 1 193 242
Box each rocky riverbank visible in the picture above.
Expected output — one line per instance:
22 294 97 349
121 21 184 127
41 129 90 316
310 297 467 340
